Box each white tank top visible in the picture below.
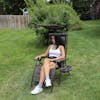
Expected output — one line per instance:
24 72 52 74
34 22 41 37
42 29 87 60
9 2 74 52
49 46 61 57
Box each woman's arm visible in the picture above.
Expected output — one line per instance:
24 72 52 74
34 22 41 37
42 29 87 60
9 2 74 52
50 46 65 61
34 45 51 59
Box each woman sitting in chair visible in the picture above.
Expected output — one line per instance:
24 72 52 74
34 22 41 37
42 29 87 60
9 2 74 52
31 35 65 95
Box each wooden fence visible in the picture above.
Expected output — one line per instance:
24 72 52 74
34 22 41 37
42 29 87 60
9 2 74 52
0 15 31 29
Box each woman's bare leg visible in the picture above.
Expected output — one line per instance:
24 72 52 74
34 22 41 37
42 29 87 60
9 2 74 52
39 59 57 85
42 58 57 77
42 58 51 76
39 66 45 84
30 60 57 94
31 67 45 94
49 62 58 69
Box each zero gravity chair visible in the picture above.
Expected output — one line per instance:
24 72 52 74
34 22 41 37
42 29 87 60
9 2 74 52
30 33 72 92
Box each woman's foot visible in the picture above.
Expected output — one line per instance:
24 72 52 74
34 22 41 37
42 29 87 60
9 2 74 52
31 86 43 95
45 79 52 87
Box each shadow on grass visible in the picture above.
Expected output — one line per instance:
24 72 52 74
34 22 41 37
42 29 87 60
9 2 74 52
81 20 100 38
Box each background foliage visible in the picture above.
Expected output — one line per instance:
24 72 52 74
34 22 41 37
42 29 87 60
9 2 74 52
25 0 81 45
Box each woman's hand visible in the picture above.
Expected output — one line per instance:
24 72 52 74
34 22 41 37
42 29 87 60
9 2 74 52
49 59 55 62
34 56 41 60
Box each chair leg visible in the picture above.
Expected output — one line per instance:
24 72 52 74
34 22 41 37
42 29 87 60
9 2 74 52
50 82 54 93
30 73 34 88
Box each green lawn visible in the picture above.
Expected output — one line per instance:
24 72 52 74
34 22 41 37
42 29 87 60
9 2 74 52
0 20 100 100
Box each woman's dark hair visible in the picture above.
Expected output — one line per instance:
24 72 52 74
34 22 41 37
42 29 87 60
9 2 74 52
50 35 65 48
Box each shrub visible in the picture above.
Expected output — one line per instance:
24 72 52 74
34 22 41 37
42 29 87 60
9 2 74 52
26 0 81 45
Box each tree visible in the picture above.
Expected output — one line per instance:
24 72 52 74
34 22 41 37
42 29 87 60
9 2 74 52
0 0 26 15
70 0 95 20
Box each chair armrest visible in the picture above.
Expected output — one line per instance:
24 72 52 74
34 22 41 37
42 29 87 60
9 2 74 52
35 56 47 61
